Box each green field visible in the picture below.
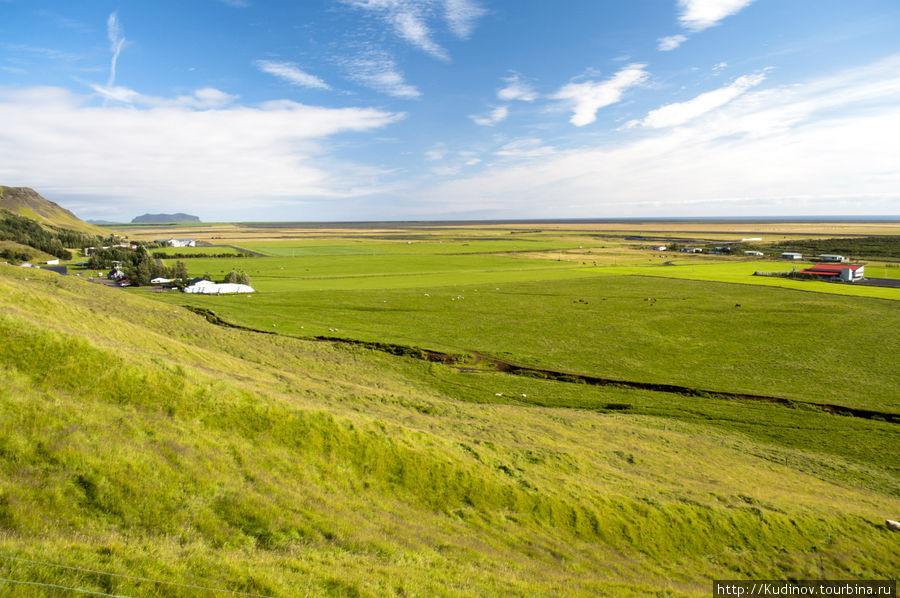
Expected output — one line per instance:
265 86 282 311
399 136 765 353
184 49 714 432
1 264 898 597
4 221 899 597
155 251 900 412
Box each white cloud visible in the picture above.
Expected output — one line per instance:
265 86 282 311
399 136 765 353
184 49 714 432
497 73 537 102
713 61 728 73
628 71 766 129
657 34 687 51
0 86 403 216
408 55 900 218
444 0 486 38
255 60 331 90
678 0 756 32
553 64 649 126
470 105 508 126
343 53 421 98
90 84 238 109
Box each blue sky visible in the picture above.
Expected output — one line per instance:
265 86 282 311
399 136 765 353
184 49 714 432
2 0 899 221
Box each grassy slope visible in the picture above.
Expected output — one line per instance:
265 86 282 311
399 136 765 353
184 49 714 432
1 266 898 596
0 186 107 236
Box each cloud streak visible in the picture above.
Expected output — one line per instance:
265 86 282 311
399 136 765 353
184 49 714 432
343 52 421 98
497 72 537 102
105 11 125 88
628 71 766 129
553 64 649 126
470 105 507 126
255 60 331 90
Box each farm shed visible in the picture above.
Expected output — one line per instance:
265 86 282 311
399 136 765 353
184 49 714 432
184 281 255 294
800 264 865 282
781 252 803 260
815 254 846 262
166 238 196 247
744 251 764 256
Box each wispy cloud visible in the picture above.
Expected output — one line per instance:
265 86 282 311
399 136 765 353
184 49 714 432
344 0 447 61
255 60 331 90
444 0 487 38
494 138 555 159
343 0 485 61
497 72 537 102
470 105 508 126
343 52 421 98
106 11 125 89
628 71 766 129
553 64 649 126
678 0 756 32
657 34 687 51
0 86 403 215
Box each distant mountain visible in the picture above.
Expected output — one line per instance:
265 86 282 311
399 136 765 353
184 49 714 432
132 213 201 224
0 186 106 235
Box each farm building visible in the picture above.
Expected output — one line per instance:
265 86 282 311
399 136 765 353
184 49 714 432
781 252 803 260
800 264 865 282
184 280 255 294
166 238 196 248
744 251 764 256
680 247 703 253
815 254 846 263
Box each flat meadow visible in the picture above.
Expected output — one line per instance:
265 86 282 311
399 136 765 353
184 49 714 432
148 224 900 412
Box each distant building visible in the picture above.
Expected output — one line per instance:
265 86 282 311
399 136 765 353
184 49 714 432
815 254 846 263
741 237 763 242
800 264 865 282
653 245 667 251
166 238 196 248
743 251 764 256
46 259 59 265
680 247 703 253
781 252 803 260
184 281 254 294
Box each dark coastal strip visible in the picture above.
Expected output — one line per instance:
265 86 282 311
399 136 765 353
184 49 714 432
186 306 899 424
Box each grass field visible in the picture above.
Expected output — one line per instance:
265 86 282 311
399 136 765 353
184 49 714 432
4 219 899 596
1 264 898 597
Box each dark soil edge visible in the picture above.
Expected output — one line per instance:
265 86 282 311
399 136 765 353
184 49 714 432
186 305 899 424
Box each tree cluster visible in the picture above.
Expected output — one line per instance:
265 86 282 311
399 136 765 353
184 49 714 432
224 270 251 285
0 209 118 261
153 252 252 259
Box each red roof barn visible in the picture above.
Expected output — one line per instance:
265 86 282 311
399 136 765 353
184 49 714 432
800 264 865 282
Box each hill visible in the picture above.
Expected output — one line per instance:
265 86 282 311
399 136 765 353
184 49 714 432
0 186 107 235
132 212 201 224
0 265 897 596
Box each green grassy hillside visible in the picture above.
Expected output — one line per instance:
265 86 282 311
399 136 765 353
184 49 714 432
0 266 897 596
0 186 107 236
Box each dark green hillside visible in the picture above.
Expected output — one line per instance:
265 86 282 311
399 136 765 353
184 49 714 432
0 266 897 596
0 186 107 235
